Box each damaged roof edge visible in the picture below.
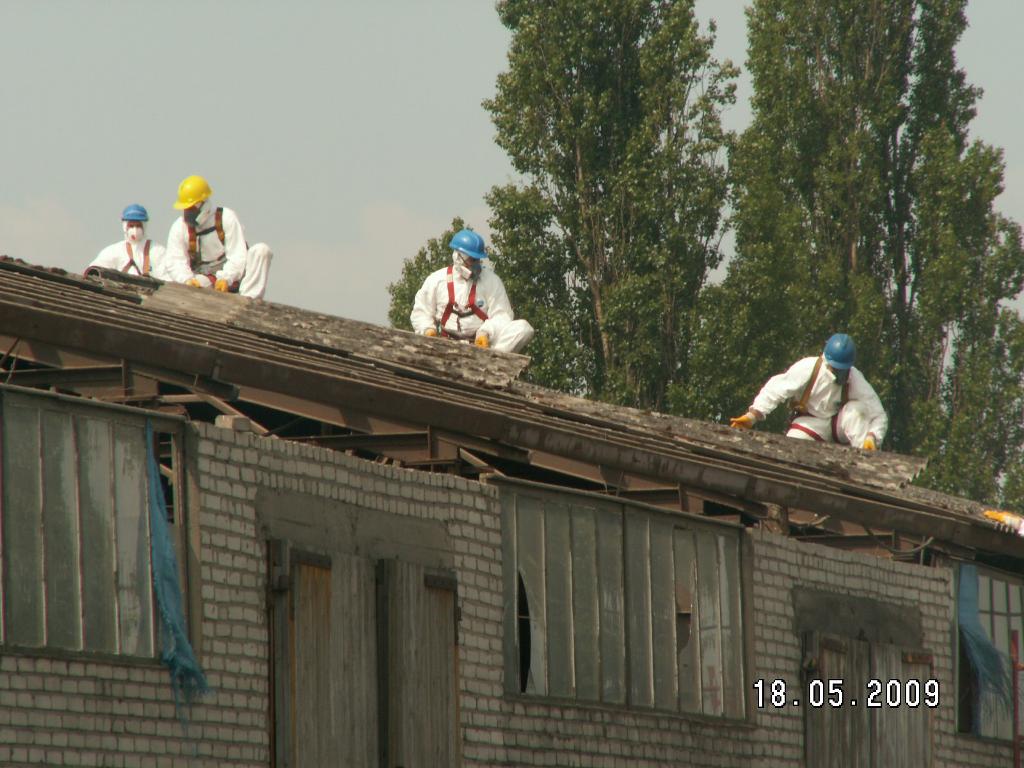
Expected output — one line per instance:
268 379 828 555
0 257 1017 559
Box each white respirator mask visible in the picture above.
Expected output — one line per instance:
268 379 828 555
453 251 482 281
124 222 146 243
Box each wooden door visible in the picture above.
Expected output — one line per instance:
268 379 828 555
271 545 378 768
378 560 459 768
804 632 872 768
804 632 932 768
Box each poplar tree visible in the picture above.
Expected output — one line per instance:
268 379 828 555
679 0 1024 504
482 0 736 406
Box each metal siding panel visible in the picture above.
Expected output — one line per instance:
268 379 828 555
570 504 600 702
76 416 118 653
516 494 547 695
597 505 625 704
718 533 744 718
977 574 991 610
673 529 701 713
625 510 653 707
696 529 723 716
41 409 82 650
544 500 574 698
113 422 153 657
649 517 677 711
987 613 1012 739
992 578 1008 613
2 403 44 646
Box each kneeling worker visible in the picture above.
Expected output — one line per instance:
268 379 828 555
162 175 273 299
729 333 887 450
87 204 167 279
411 228 533 353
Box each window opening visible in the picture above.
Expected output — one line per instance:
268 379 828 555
956 563 1021 740
155 431 177 524
517 571 531 693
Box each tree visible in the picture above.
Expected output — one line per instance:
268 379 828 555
679 0 1024 507
482 0 737 407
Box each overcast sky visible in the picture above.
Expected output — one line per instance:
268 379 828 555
2 1 1020 326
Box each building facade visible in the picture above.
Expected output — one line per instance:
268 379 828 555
0 388 1018 767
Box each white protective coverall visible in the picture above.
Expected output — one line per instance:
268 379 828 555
411 254 534 353
750 355 888 446
163 202 272 299
87 222 169 279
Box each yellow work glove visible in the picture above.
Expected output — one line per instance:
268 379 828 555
186 277 203 288
475 333 490 349
862 435 877 451
423 328 438 337
983 509 1024 535
214 278 230 292
729 411 756 429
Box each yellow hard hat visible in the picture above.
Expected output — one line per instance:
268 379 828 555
174 175 213 210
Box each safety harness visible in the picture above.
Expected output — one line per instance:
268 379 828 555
186 207 226 272
438 265 488 339
185 207 242 291
122 240 151 276
787 356 850 442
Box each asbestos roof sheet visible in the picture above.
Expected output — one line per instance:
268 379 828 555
0 258 1013 556
137 269 531 389
512 382 926 492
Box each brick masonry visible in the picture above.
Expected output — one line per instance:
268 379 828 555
0 420 1012 766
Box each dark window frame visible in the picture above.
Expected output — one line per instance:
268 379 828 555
0 386 189 660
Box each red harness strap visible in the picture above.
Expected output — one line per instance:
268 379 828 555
438 266 489 336
122 241 151 276
789 422 824 441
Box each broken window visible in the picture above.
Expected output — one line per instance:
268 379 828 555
502 485 746 718
0 388 187 657
956 563 1024 741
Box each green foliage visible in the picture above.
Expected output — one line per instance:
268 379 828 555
681 0 1024 509
483 0 737 407
385 0 1024 513
386 218 466 332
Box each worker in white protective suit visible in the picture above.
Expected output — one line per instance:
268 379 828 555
86 204 167 279
162 175 273 299
411 228 534 353
729 333 887 450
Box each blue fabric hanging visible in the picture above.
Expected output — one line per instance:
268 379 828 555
957 562 1011 728
146 420 210 708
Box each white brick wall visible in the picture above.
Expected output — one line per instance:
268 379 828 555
0 420 1013 766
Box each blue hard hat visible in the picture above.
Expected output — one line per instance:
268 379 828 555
823 333 856 370
449 228 487 260
121 204 149 222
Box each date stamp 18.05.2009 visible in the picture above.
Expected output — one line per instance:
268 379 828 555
753 678 940 709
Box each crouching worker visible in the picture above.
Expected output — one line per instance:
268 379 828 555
729 333 887 450
87 204 167 279
163 175 273 299
411 228 533 353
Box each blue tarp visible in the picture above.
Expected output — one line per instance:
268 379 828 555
957 562 1011 729
146 421 210 709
